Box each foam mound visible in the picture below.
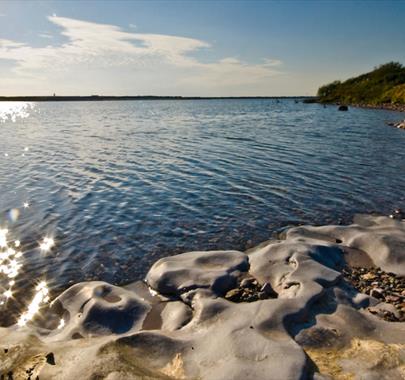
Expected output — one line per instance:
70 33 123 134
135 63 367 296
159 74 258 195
1 215 404 379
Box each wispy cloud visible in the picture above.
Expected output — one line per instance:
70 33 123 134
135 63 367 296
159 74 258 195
0 16 282 95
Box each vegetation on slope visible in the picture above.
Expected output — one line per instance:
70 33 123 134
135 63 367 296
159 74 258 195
317 62 405 105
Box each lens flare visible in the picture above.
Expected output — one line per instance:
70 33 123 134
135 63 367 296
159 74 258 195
8 209 20 222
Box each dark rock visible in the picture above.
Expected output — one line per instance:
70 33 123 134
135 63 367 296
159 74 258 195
225 288 243 302
46 352 56 365
338 105 348 111
370 288 384 299
385 295 400 303
257 291 268 300
260 283 278 298
240 277 256 288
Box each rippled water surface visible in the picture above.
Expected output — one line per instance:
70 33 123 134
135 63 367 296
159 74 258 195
0 99 404 315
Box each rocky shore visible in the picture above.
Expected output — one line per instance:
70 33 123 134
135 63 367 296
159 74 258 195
350 103 405 113
304 98 405 115
387 119 405 129
0 214 404 379
342 266 404 321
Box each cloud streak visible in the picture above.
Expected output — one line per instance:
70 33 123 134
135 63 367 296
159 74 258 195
0 16 282 95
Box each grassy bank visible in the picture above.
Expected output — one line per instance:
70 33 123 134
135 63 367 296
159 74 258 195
317 62 405 108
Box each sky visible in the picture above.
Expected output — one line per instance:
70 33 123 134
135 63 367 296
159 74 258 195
0 0 404 96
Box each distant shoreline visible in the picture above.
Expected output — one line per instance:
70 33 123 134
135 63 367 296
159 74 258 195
348 103 405 113
304 98 405 113
0 95 314 102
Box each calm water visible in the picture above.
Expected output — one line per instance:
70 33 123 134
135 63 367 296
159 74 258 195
0 99 404 319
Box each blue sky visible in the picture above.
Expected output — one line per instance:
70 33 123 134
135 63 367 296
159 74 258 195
0 0 404 96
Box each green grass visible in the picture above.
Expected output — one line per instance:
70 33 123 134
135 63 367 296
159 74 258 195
317 62 405 105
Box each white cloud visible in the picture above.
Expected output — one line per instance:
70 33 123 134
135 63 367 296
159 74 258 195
0 16 282 95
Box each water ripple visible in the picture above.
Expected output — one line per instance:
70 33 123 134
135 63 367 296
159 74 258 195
0 99 405 307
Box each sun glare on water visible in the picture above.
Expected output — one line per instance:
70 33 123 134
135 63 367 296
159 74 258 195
40 237 55 251
17 281 50 327
0 226 54 327
0 102 34 123
0 103 66 330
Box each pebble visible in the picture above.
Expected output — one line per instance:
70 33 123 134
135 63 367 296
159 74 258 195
224 277 278 303
370 288 384 299
241 278 255 287
261 283 277 297
342 265 404 322
385 295 400 303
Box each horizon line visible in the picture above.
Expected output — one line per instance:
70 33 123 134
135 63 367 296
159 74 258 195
0 95 316 102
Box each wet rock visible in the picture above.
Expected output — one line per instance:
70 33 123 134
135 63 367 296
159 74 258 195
390 120 405 129
338 105 348 111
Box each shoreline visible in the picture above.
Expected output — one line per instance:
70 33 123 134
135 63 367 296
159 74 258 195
0 95 314 102
0 213 404 379
346 102 405 113
304 98 405 113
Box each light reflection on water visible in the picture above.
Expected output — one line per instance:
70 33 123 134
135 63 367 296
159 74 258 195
0 225 51 326
0 102 35 123
0 99 404 325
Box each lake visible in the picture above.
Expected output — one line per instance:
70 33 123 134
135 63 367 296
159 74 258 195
0 99 404 321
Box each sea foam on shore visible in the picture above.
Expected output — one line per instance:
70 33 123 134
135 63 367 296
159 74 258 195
0 214 404 379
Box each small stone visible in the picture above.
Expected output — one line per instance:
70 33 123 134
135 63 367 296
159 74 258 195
260 283 278 298
46 352 56 365
240 278 255 288
385 295 400 303
257 291 268 300
225 288 242 302
361 273 376 281
370 288 384 299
